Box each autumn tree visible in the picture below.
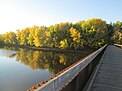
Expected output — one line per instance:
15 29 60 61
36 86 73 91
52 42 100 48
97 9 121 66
32 26 47 47
0 18 118 49
81 18 108 48
16 29 29 45
69 27 83 49
59 39 69 49
48 22 72 48
113 21 122 44
27 26 35 46
0 34 4 44
4 32 17 44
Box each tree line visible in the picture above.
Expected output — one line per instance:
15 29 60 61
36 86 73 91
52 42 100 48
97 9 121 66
0 18 121 49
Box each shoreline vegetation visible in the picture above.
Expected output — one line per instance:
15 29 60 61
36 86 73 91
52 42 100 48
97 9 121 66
0 18 121 50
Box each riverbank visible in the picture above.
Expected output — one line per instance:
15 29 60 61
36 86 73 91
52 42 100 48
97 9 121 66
1 44 95 54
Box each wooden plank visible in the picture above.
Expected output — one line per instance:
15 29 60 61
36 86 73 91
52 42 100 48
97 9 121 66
84 45 122 91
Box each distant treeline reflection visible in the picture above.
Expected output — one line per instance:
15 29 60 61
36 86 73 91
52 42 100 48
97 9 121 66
6 47 85 74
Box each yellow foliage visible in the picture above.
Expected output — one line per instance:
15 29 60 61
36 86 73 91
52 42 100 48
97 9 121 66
59 39 69 49
82 18 107 32
45 31 51 37
70 27 81 43
59 54 67 65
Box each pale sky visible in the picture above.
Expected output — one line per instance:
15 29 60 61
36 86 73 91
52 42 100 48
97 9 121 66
0 0 122 34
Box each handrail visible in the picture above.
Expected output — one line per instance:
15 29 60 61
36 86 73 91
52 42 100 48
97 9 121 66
28 44 107 91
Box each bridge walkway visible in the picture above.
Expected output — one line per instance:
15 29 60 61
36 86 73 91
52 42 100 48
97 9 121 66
84 45 122 91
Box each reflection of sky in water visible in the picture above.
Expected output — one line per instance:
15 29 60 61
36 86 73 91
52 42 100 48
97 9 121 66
0 49 53 91
0 49 16 57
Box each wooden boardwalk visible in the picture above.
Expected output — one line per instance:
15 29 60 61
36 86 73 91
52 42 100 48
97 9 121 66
84 45 122 91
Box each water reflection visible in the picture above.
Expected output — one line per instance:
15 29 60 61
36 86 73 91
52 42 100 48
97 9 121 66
0 46 86 91
7 47 85 74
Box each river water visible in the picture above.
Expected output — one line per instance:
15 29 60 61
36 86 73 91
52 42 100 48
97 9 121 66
0 46 86 91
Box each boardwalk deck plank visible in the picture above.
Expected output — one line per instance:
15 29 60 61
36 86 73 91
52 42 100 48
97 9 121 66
85 45 122 91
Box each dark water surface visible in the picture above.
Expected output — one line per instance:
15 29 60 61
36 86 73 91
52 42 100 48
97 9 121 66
0 47 86 91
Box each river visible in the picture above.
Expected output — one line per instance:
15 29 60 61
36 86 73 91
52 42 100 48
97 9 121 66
0 46 87 91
